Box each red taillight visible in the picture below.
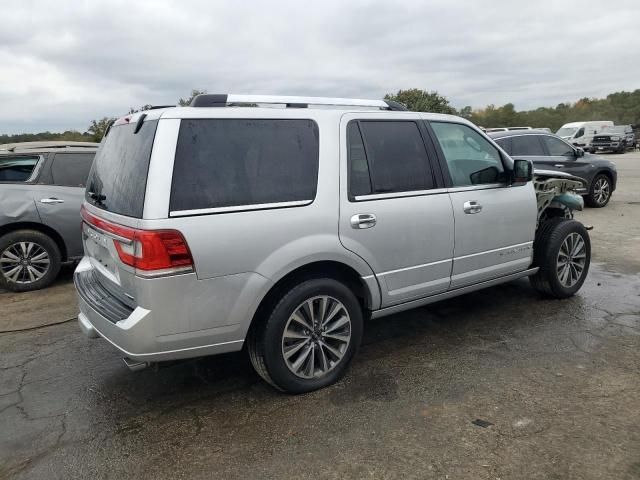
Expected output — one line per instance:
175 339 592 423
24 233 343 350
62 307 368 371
81 206 193 276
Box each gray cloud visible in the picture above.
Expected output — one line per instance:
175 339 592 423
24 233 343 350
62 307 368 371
1 0 639 133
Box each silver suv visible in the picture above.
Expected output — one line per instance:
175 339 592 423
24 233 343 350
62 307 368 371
1 141 98 291
75 95 591 393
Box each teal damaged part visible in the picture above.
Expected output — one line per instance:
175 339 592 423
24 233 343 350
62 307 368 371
553 193 584 211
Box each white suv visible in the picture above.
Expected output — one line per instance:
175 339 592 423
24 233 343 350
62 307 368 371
75 94 591 393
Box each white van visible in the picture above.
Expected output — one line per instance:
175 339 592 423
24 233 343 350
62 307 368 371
556 121 614 151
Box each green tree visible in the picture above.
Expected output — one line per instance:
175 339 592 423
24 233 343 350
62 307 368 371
88 117 114 142
384 88 456 114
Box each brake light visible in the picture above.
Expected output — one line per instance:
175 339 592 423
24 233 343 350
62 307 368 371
81 206 193 277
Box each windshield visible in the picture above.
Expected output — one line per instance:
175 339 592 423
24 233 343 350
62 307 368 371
556 127 577 137
85 120 158 218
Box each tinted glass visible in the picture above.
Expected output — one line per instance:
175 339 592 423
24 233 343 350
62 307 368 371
170 119 319 212
51 153 95 187
510 135 546 156
431 122 504 187
347 122 372 196
358 121 433 193
494 137 512 155
542 136 574 156
0 155 39 182
86 120 158 218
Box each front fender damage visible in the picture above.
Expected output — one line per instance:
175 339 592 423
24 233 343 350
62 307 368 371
533 169 586 226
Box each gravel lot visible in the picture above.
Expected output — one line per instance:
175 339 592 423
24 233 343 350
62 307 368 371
1 152 639 480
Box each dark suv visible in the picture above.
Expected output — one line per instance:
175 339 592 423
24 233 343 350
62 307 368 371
489 130 617 208
0 141 98 291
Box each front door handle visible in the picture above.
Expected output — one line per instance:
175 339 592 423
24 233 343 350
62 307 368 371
350 213 377 229
463 201 482 214
40 198 65 205
554 164 565 168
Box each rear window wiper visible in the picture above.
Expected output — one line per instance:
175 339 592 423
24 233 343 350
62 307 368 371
88 191 106 205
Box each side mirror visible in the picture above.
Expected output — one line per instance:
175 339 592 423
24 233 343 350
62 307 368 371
575 148 584 157
511 159 533 186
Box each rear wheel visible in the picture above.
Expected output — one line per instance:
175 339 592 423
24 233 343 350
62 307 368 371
0 230 61 292
585 174 612 208
529 218 590 299
248 278 363 393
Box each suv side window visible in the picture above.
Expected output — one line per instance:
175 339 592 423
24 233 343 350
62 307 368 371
430 122 505 187
51 153 95 187
494 137 512 155
0 155 40 182
349 120 434 197
170 119 319 212
542 136 574 156
510 135 546 156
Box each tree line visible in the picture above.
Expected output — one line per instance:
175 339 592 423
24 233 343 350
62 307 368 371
385 88 640 131
2 88 639 144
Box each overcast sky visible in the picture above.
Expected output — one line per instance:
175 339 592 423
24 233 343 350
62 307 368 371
1 0 639 134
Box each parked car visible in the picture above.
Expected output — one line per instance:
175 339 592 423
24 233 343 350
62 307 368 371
556 121 613 151
0 141 98 291
75 95 591 393
490 130 617 208
591 125 634 154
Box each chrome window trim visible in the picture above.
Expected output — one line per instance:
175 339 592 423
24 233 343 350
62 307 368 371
353 188 448 202
446 183 506 193
169 199 313 217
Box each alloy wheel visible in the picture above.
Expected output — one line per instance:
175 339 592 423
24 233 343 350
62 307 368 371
593 177 610 205
556 232 587 288
281 295 351 379
0 242 50 284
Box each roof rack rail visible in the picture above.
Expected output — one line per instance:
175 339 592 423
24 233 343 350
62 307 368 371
0 141 99 152
190 94 408 111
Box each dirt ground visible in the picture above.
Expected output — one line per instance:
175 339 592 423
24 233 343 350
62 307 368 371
1 152 639 480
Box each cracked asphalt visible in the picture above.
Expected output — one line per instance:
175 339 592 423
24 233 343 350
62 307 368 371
1 153 639 480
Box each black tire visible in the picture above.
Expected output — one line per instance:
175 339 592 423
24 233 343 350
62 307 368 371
585 173 612 208
247 278 363 394
0 230 62 292
529 218 590 299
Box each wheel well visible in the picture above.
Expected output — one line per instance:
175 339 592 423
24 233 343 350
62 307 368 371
248 261 372 336
0 222 68 260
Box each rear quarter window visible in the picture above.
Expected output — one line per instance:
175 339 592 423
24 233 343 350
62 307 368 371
170 119 319 213
0 155 40 182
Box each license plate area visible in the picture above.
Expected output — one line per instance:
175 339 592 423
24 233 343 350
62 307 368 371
82 223 118 276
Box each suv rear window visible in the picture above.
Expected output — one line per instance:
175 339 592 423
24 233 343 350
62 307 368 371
85 120 158 218
170 119 319 213
0 155 39 182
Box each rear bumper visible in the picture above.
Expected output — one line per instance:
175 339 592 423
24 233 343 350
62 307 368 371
74 257 266 362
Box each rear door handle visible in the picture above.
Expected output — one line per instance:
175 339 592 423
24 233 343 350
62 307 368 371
554 164 565 168
350 213 377 229
40 198 65 204
463 201 482 214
